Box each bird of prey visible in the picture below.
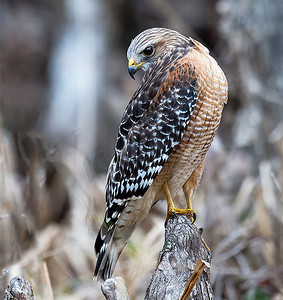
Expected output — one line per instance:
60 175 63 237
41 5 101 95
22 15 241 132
94 27 228 281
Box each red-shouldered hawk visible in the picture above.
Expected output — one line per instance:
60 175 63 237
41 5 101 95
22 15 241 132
94 28 228 281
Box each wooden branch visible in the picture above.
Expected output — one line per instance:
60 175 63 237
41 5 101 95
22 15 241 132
101 214 214 300
144 214 214 299
3 276 34 300
101 277 129 300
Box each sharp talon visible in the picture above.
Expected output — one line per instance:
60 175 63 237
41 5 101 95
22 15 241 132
199 227 203 235
163 182 197 222
192 212 196 223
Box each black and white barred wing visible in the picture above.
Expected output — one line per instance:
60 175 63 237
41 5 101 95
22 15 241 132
94 62 198 280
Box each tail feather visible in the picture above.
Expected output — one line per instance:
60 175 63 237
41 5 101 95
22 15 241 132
94 199 128 281
94 223 126 281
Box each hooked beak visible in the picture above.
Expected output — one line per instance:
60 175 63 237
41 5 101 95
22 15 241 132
128 58 144 79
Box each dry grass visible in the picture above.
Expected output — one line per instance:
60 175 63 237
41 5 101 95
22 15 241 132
0 118 283 300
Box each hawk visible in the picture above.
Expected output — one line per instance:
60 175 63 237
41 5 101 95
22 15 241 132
94 28 228 281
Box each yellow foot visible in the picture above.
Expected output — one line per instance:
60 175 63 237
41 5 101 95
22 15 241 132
167 206 196 223
162 181 196 223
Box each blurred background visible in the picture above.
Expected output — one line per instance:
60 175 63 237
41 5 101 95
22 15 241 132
0 0 283 299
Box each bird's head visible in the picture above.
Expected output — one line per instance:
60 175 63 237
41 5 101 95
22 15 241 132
127 28 189 79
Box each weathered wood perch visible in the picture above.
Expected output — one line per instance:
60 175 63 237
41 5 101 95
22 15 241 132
3 276 34 300
102 214 214 300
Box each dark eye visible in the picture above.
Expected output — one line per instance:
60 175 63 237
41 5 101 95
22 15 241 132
142 46 154 57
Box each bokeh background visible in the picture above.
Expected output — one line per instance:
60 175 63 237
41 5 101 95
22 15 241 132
1 0 283 299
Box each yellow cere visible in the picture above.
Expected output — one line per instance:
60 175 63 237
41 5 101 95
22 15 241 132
128 58 136 67
128 58 145 68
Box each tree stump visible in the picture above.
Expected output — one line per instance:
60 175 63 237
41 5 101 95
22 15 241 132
145 214 213 299
101 214 214 300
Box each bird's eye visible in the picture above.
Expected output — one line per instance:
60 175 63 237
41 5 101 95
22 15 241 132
142 46 154 57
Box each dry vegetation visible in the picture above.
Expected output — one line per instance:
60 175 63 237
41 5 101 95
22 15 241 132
1 0 283 299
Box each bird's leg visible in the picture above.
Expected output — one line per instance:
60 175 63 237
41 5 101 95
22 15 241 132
182 161 205 223
182 185 196 224
162 181 195 222
183 176 211 254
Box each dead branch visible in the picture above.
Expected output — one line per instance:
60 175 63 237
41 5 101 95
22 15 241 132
101 277 129 300
101 214 213 300
145 214 213 299
3 276 34 300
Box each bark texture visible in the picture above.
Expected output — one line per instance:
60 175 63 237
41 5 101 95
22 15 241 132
101 277 129 300
145 214 213 300
3 276 34 300
101 214 214 300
